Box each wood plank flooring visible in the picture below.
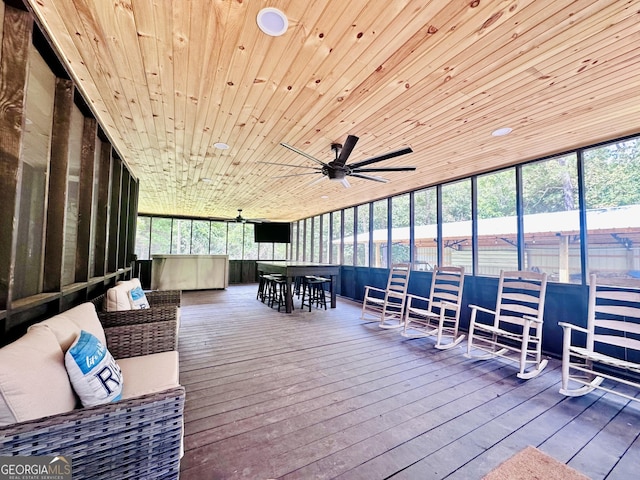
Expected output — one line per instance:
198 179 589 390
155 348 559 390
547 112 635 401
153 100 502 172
178 284 640 480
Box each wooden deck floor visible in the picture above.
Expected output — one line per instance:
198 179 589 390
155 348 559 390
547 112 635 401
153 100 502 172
178 284 640 480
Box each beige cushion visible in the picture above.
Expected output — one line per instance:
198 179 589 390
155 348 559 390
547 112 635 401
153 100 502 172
29 302 106 350
118 351 179 399
0 327 77 426
105 283 134 311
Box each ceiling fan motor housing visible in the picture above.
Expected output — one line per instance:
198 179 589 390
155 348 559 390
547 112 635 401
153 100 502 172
324 165 347 179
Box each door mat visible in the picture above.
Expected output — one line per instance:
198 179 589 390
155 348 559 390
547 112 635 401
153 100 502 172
482 446 590 480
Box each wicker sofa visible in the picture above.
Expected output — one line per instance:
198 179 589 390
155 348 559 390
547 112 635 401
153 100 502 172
0 301 184 480
89 283 182 358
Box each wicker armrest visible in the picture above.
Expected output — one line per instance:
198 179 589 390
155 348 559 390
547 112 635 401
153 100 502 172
96 305 178 328
0 386 185 480
146 290 182 307
104 319 178 358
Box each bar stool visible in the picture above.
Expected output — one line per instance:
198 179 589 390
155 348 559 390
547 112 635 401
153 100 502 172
260 274 276 304
270 275 291 312
257 273 268 302
300 276 328 311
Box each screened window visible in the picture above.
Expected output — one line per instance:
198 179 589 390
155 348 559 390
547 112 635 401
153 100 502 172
477 168 518 275
414 187 437 270
303 218 313 262
356 205 370 267
522 154 580 283
391 194 410 264
209 222 227 254
227 223 244 259
442 180 471 270
343 207 355 266
258 243 272 259
135 217 152 260
244 224 258 259
191 220 210 254
150 218 172 255
171 219 192 254
290 222 298 260
583 138 640 287
311 216 320 262
274 242 287 260
321 213 330 263
332 213 341 264
372 200 388 268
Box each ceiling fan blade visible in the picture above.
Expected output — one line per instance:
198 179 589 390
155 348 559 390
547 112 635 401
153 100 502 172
309 175 327 186
349 173 390 183
273 171 322 178
352 166 416 173
334 135 359 167
280 142 328 167
258 161 320 170
348 146 413 169
340 178 351 188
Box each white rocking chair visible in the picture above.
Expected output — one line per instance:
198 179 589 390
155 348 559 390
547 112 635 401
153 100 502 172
402 266 465 349
361 263 411 329
559 274 640 402
465 270 548 379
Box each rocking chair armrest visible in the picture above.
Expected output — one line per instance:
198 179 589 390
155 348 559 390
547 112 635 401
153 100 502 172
406 293 431 304
558 321 589 333
364 285 387 295
439 300 459 310
523 314 543 325
468 304 496 316
425 300 459 316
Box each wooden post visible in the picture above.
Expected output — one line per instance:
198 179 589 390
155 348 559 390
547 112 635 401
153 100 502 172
0 6 32 309
94 141 112 277
75 117 97 283
43 78 73 293
108 157 122 272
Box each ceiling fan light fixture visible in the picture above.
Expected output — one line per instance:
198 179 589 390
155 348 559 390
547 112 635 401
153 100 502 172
492 127 513 137
257 8 288 37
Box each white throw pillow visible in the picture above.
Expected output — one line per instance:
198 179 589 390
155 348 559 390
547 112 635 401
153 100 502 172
65 330 123 407
128 285 150 309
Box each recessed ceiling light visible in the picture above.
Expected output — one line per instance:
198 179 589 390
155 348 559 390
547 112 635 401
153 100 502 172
492 127 513 137
201 177 213 183
257 7 288 37
321 195 329 199
213 142 229 150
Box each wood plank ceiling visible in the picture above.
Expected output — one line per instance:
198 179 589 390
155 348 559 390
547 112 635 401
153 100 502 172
25 0 640 222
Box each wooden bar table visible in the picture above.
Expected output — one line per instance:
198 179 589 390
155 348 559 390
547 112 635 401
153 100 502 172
256 261 340 313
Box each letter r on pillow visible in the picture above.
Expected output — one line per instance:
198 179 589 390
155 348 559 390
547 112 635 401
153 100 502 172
95 358 122 394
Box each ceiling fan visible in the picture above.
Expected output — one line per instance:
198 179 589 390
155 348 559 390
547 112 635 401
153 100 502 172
262 135 415 187
212 209 264 224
